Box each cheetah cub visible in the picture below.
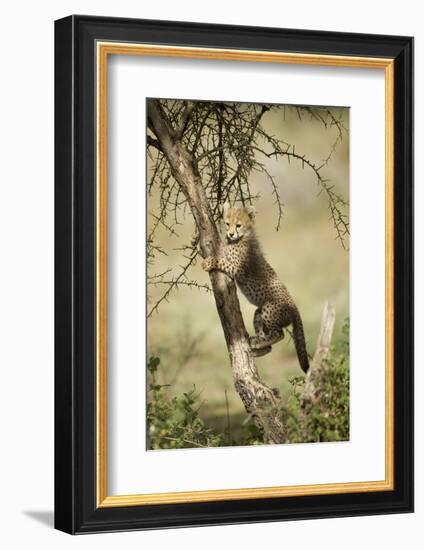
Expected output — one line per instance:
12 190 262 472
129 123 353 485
201 203 309 373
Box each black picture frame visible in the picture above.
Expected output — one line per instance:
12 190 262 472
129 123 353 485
55 15 414 534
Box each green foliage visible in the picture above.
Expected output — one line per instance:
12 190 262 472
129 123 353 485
147 356 223 449
285 319 350 443
146 320 349 449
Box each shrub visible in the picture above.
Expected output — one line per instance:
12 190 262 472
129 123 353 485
146 320 350 449
147 356 223 449
285 319 350 443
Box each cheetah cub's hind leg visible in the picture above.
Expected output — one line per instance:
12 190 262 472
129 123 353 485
252 346 272 357
249 307 284 357
250 309 271 356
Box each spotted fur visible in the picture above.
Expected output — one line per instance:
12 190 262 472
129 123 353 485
202 203 309 372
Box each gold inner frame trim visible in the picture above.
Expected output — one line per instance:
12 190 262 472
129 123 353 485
96 42 395 508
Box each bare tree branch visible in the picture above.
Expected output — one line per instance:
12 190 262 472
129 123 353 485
147 135 162 151
176 100 195 139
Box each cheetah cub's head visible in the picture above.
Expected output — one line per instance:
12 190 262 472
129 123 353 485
222 202 256 243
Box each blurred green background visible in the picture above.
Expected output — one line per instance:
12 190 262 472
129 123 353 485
147 105 349 437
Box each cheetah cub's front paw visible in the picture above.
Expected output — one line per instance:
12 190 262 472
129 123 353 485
201 257 214 272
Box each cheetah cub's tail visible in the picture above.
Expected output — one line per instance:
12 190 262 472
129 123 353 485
292 308 310 373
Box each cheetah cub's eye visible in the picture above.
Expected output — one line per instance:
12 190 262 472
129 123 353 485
225 222 229 227
236 224 241 228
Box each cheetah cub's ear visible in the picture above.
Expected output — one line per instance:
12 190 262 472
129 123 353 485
222 201 231 215
246 205 256 219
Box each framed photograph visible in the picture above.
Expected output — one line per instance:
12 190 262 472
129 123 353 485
54 15 413 534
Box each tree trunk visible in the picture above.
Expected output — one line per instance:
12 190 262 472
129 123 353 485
147 99 286 443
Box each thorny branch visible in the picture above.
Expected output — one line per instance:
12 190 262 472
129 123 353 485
147 100 349 313
147 244 212 318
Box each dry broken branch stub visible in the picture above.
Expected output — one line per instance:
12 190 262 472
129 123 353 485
301 301 336 414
